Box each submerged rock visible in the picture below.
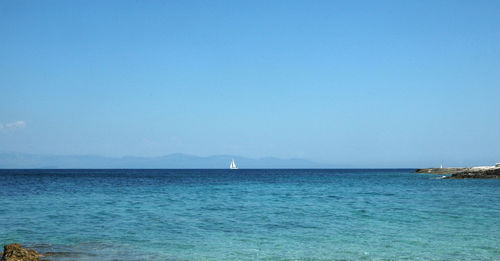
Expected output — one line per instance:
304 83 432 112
1 243 43 261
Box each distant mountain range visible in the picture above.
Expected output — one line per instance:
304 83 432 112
0 152 331 169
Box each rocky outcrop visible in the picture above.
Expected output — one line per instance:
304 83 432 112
415 168 467 174
1 244 43 261
446 167 500 179
416 166 500 179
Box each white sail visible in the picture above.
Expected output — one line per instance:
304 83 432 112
230 159 238 169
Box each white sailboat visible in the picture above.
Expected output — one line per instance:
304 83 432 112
230 159 238 169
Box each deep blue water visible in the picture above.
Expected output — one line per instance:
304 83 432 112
0 169 499 260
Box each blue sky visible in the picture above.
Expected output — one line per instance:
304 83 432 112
1 0 499 167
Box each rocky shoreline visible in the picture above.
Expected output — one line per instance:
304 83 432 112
1 243 46 261
1 243 85 261
415 165 500 179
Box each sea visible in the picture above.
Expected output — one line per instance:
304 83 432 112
0 169 499 260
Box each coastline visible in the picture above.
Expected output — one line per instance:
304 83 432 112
415 165 500 179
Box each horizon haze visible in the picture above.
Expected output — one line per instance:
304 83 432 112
0 151 496 169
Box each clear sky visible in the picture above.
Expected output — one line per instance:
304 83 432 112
1 0 499 167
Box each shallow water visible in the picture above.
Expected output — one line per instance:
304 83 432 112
0 169 499 260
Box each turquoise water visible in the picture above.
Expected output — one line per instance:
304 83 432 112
0 169 499 260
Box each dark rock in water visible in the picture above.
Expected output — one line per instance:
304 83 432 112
446 167 500 179
43 251 87 259
1 243 44 261
415 168 466 174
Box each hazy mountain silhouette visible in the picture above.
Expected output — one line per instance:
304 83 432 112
0 152 330 169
